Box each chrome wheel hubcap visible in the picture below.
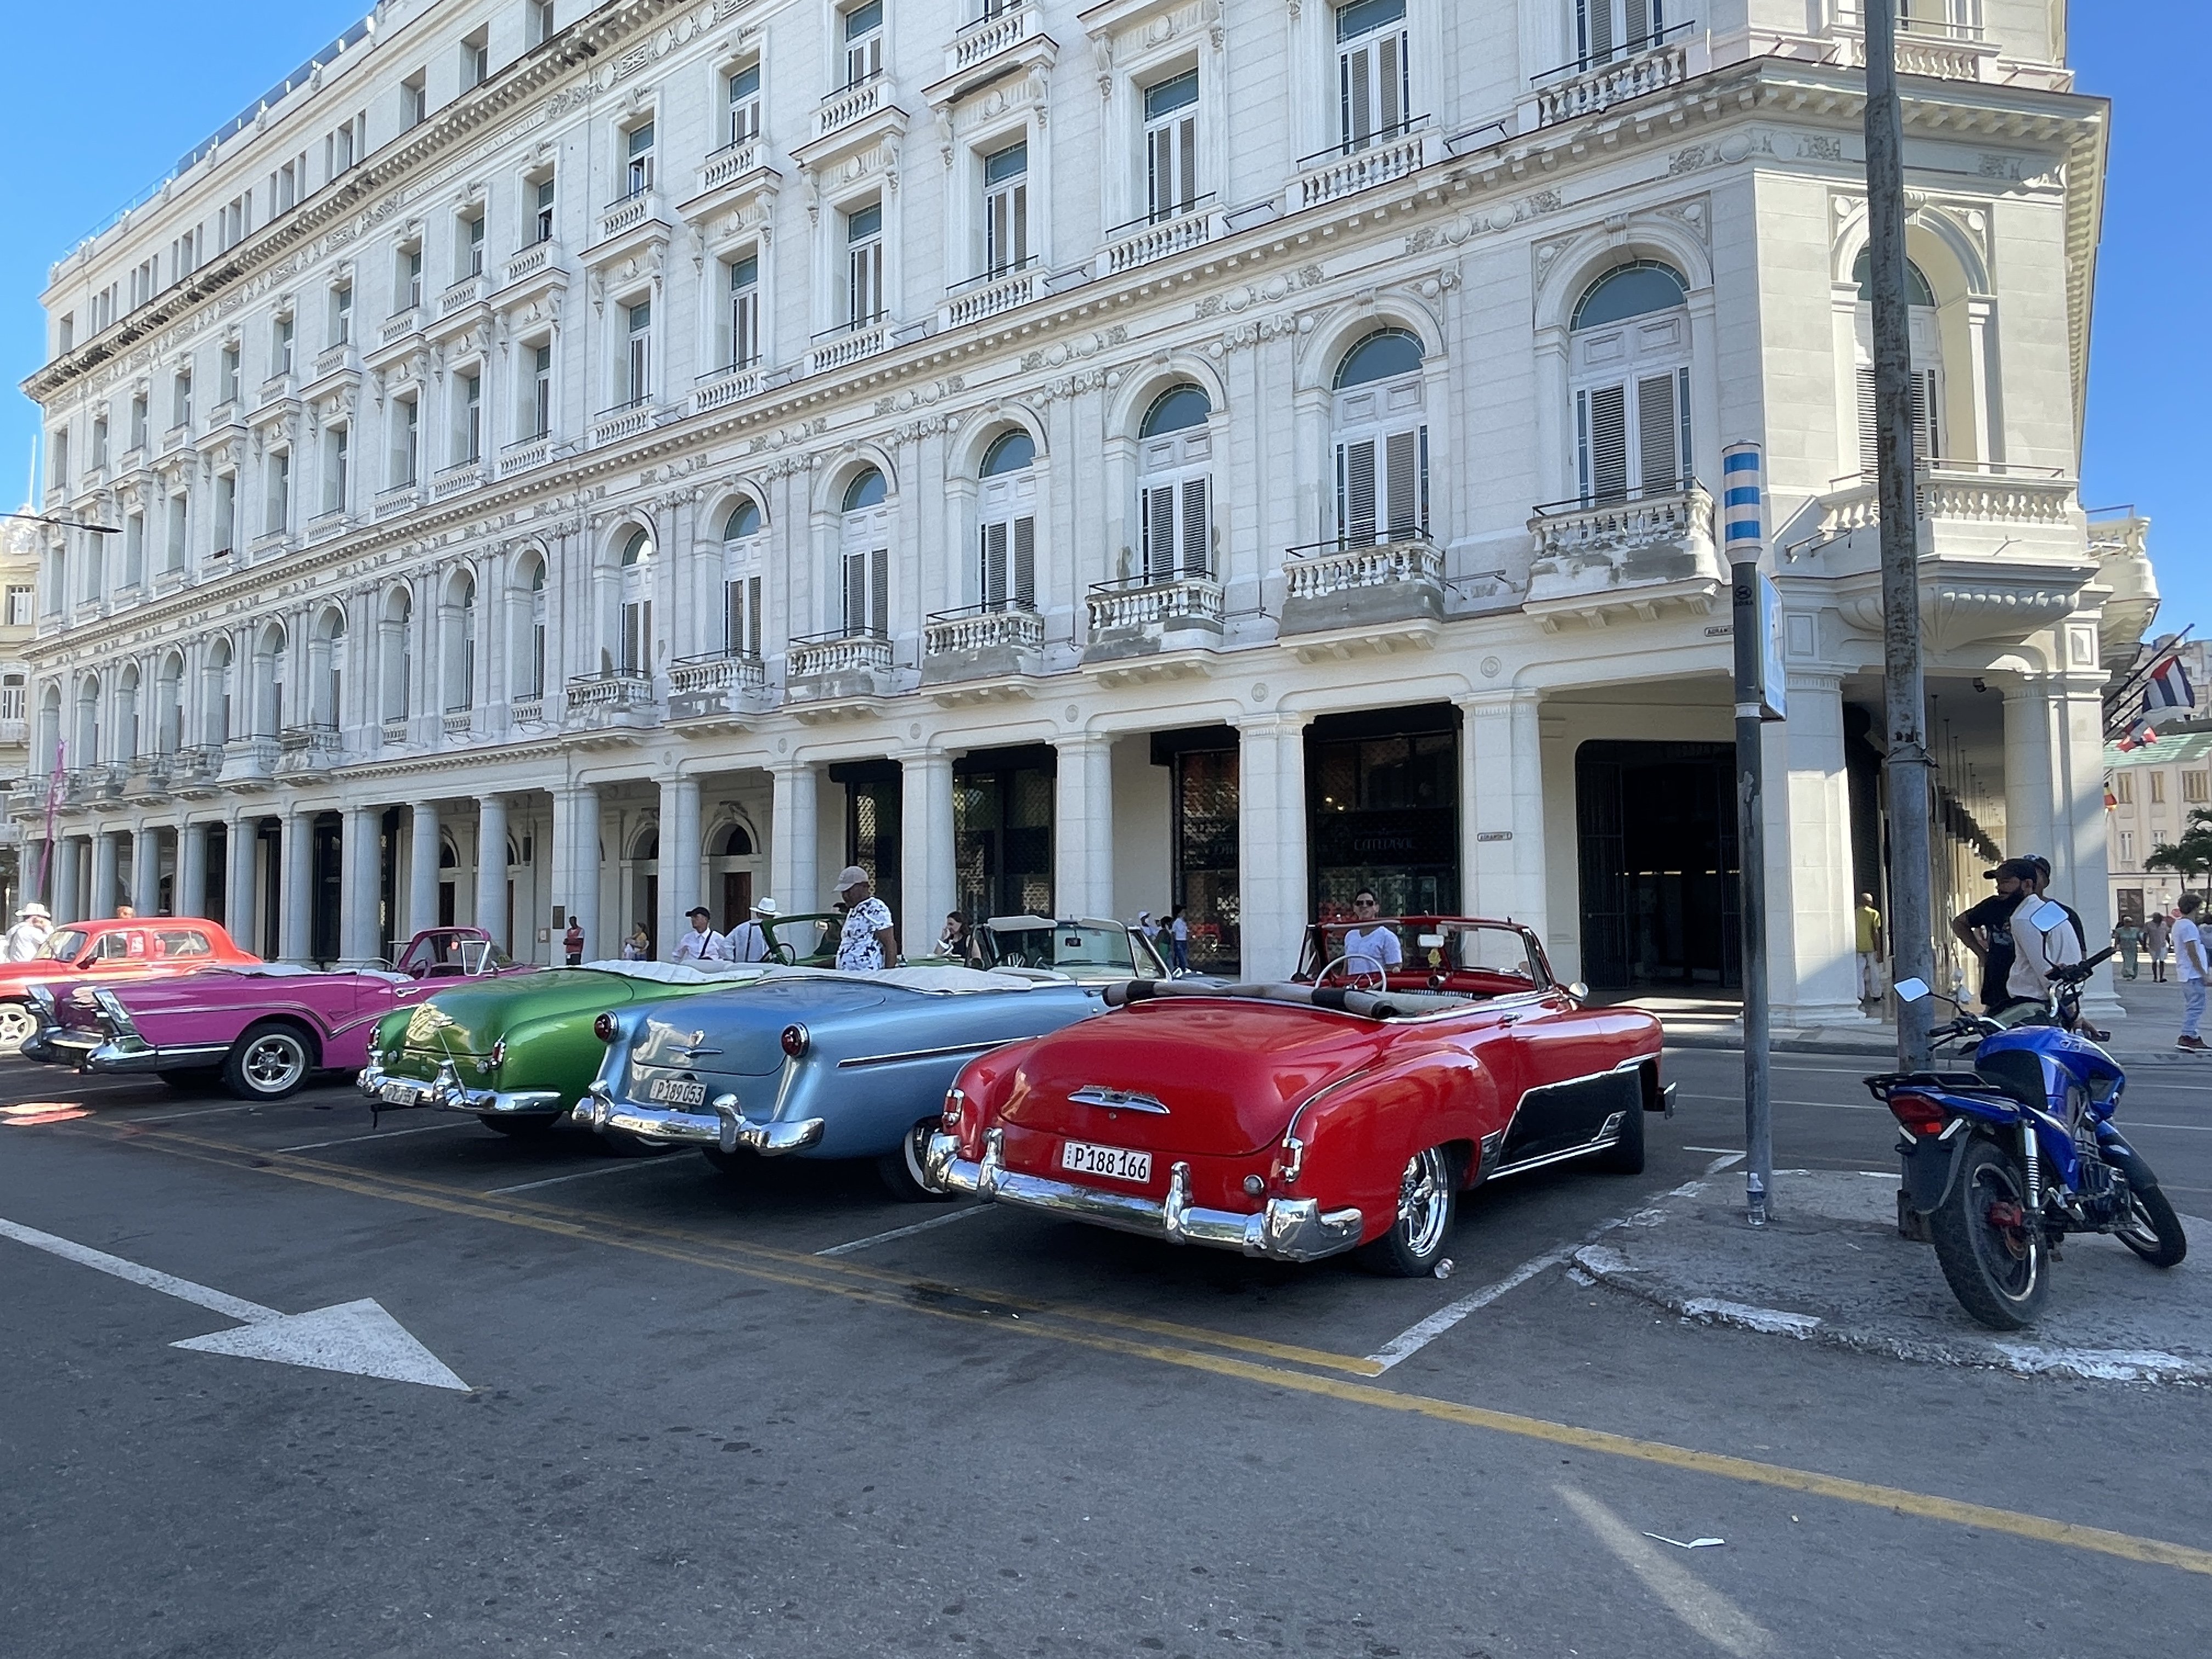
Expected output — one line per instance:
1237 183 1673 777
1396 1147 1451 1257
245 1037 304 1091
0 1006 32 1045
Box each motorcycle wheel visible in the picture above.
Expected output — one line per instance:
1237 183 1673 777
1928 1136 2050 1330
2114 1181 2188 1269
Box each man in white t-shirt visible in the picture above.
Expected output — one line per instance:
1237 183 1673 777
1341 889 1402 978
2006 886 2082 1006
672 906 732 964
725 898 778 964
2174 894 2207 1053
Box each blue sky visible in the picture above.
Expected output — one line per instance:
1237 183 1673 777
1 2 2202 630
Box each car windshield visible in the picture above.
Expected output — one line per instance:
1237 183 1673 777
43 928 84 963
977 919 1160 977
1300 921 1543 996
398 933 507 977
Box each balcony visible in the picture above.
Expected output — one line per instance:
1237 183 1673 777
373 481 420 519
698 139 770 195
813 73 894 143
1097 201 1217 278
1525 26 1700 128
441 708 474 741
1819 10 2007 84
1523 484 1724 631
304 506 352 542
500 433 554 475
509 693 546 728
922 605 1046 701
379 307 423 348
222 734 281 787
943 264 1038 332
1291 123 1430 215
248 527 292 560
83 763 129 808
808 319 890 376
562 669 658 741
438 273 488 317
1082 573 1226 679
309 342 359 382
692 360 764 416
504 238 560 287
122 755 172 802
1810 463 2092 652
787 631 896 715
432 456 486 498
590 400 657 447
171 746 226 797
277 723 342 778
161 422 192 456
256 371 296 409
1277 536 1445 658
381 716 409 747
595 189 663 246
668 651 768 725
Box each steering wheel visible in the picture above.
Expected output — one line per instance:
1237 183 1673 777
1318 953 1388 994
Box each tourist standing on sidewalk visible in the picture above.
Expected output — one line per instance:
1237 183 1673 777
1168 905 1191 972
2175 894 2207 1053
1854 893 1886 1003
2114 917 2145 980
2147 911 2172 983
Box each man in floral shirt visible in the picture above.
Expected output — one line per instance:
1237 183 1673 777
833 866 898 970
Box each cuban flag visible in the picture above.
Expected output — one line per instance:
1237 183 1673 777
2146 653 2196 714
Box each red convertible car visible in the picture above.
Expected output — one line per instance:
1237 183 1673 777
928 918 1669 1275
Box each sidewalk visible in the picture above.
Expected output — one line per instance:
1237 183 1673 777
1627 978 2212 1068
1575 1169 2212 1384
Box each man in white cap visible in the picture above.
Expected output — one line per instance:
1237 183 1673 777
5 903 53 962
671 905 732 964
833 866 898 971
725 897 780 964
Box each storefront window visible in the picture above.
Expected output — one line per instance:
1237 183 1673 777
1173 746 1240 974
956 747 1055 922
1307 708 1459 921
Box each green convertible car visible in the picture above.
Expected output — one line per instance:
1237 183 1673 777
358 912 843 1134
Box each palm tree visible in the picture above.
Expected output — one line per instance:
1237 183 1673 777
2146 805 2212 899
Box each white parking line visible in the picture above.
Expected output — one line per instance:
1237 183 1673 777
1367 1242 1580 1372
275 1122 469 1153
816 1205 990 1257
1556 1483 1774 1658
487 1160 675 1196
122 1103 265 1125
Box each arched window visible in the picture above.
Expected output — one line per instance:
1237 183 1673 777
154 652 183 755
721 500 765 659
619 529 654 676
509 555 546 702
978 431 1038 612
1137 385 1212 580
1569 260 1691 503
258 623 289 736
115 666 141 762
1850 248 1944 471
720 823 755 857
313 608 346 729
381 590 411 723
205 640 234 747
75 675 101 762
1331 330 1429 545
443 574 477 712
839 469 890 637
36 684 63 775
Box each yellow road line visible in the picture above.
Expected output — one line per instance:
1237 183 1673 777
75 1122 2212 1578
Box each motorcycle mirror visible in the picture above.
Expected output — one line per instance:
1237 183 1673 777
1892 977 1932 1003
2028 899 2070 933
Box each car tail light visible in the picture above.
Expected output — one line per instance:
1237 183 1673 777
1271 1133 1306 1187
781 1023 809 1059
1886 1092 1947 1138
488 1039 507 1069
942 1087 966 1131
593 1013 617 1043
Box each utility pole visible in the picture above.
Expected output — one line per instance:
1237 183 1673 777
1865 0 1934 1071
1726 443 1779 1226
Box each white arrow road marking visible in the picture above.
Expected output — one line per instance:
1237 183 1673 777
0 1216 468 1391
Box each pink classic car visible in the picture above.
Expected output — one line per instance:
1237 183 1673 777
20 928 533 1100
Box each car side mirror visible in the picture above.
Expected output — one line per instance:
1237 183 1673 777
1566 981 1589 1001
1416 934 1444 949
1893 977 1932 1003
2027 899 2070 934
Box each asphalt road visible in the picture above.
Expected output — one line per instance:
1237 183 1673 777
3 1046 2210 1658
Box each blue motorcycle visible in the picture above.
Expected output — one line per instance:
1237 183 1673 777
1874 905 2186 1330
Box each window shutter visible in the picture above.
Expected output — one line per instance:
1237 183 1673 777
1636 373 1679 494
844 550 867 635
1912 367 1939 463
1378 31 1403 137
725 581 743 655
869 546 889 638
1626 0 1652 49
1384 428 1422 538
1013 515 1036 608
981 521 1009 608
747 575 762 658
1857 364 1879 476
1342 47 1371 149
1176 116 1197 211
1340 438 1378 544
1581 0 1615 64
1144 484 1177 580
1584 384 1629 501
1180 477 1210 578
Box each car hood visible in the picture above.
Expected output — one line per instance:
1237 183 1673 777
995 999 1398 1157
392 967 754 1058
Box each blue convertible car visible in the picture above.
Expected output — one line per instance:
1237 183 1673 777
575 961 1108 1198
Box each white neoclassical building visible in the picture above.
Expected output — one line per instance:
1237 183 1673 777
18 0 2145 1022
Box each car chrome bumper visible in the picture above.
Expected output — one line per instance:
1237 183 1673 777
358 1062 565 1118
574 1082 825 1156
926 1129 1364 1263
